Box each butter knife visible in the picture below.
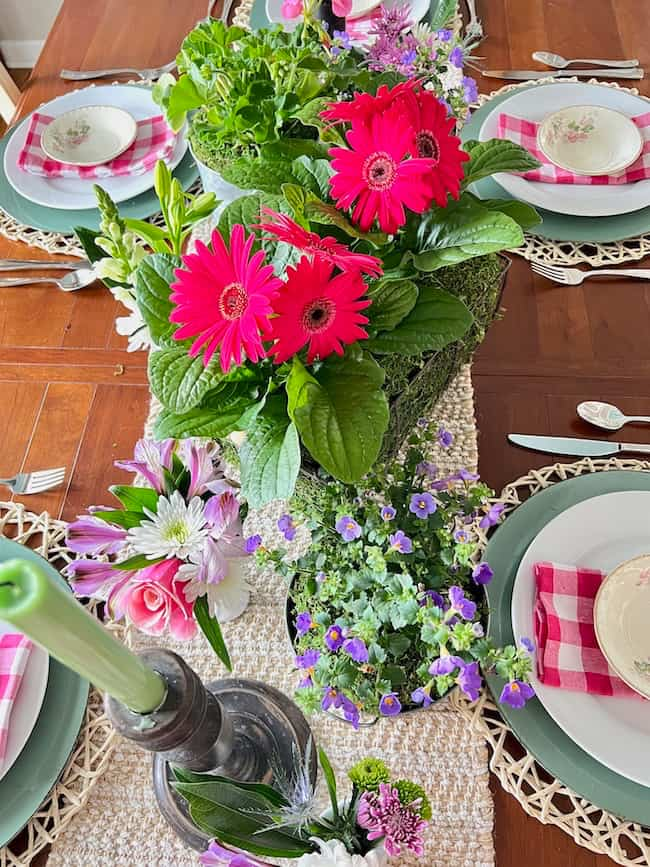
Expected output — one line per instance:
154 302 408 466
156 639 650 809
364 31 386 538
482 68 644 80
508 433 650 456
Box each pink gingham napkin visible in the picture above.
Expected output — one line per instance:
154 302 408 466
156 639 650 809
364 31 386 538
0 633 32 767
17 112 176 179
534 561 642 698
497 111 650 184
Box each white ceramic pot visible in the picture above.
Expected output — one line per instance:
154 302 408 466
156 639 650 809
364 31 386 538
190 144 256 218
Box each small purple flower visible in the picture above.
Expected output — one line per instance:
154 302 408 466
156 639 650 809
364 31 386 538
401 48 417 65
315 570 327 583
420 589 446 610
409 492 437 519
448 585 477 620
453 468 480 482
322 686 342 711
295 648 320 670
244 534 262 554
331 29 351 55
415 460 438 479
499 679 535 709
457 661 482 701
340 693 360 729
324 624 345 651
479 502 505 529
449 46 464 67
200 839 269 866
472 622 485 638
438 428 454 448
520 637 535 653
389 530 413 554
342 637 369 663
381 505 396 521
379 692 402 716
295 611 314 636
416 417 429 429
436 28 452 41
335 515 362 541
472 562 494 586
66 515 127 556
298 674 313 688
462 75 478 104
278 513 297 541
454 528 471 544
411 686 433 708
429 655 465 676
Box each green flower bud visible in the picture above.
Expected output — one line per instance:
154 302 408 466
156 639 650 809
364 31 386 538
95 237 118 257
348 757 390 792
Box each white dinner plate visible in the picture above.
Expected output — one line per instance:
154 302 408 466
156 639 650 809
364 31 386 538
4 85 187 210
478 82 650 217
511 490 650 788
265 0 429 40
0 621 49 782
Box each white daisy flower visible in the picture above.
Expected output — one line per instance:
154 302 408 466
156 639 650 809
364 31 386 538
296 838 386 866
128 490 209 561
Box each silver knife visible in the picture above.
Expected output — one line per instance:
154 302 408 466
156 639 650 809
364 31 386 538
508 433 650 457
482 68 644 80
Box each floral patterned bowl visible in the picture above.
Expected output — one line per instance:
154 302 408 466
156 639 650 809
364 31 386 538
537 104 643 176
40 105 137 166
594 553 650 699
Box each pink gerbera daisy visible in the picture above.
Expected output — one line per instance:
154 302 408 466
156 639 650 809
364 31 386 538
169 225 282 373
268 254 371 364
257 209 383 277
320 79 419 126
329 108 435 234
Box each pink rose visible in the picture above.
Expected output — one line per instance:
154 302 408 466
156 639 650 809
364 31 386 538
332 0 352 15
121 559 197 640
281 0 302 18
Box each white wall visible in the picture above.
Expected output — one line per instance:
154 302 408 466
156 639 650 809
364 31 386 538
0 0 63 67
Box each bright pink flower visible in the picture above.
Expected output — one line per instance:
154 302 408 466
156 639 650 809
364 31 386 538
170 225 282 373
329 107 436 234
66 515 127 555
358 783 428 857
116 559 197 641
332 0 352 15
268 254 371 364
257 209 383 277
321 79 419 125
281 0 302 17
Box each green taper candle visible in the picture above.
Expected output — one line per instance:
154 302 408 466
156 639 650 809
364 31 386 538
0 558 166 713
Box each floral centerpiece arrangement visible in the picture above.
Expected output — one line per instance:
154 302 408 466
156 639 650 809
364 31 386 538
176 745 430 865
63 437 252 668
253 421 534 723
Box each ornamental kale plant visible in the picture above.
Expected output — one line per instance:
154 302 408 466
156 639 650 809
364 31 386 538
254 422 534 722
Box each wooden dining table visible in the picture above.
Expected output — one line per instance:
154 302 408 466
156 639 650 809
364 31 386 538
3 0 650 864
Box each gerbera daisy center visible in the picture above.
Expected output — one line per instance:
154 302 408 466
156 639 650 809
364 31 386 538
217 282 248 321
301 297 336 334
362 150 398 191
415 129 440 162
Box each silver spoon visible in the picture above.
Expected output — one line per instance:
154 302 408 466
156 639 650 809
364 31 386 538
577 400 650 431
533 51 639 69
0 268 99 292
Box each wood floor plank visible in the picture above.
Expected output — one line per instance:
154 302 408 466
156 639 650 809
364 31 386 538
0 381 46 478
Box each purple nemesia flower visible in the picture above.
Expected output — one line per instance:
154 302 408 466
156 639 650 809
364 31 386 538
416 417 429 428
479 502 505 529
340 693 360 729
436 28 452 41
438 428 454 448
411 686 433 708
342 637 369 663
463 75 478 104
298 674 313 688
472 622 485 638
449 45 464 67
322 686 342 711
358 783 428 857
277 514 296 541
379 692 402 716
295 648 320 670
448 585 477 620
457 661 482 701
115 438 174 493
409 492 437 519
415 460 438 479
389 530 413 554
315 570 327 583
500 680 535 709
440 98 452 115
66 515 127 555
324 624 345 651
520 637 535 653
381 505 396 521
453 468 480 482
420 589 446 610
295 611 314 636
335 515 362 541
244 534 262 554
472 562 494 586
199 839 271 866
454 528 471 544
429 655 465 676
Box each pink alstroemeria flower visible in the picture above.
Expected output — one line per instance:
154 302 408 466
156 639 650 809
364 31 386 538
115 438 175 492
64 559 135 620
199 839 271 866
114 558 197 641
179 440 225 499
66 515 127 556
204 491 245 557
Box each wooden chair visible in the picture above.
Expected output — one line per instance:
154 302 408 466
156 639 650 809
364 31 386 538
0 60 19 124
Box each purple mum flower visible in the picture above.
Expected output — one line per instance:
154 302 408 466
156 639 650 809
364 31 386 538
358 783 428 857
411 686 433 708
389 530 413 554
457 661 482 701
448 585 477 620
324 624 345 651
420 589 446 610
454 528 471 544
335 515 362 541
244 534 262 554
379 692 402 716
409 492 437 519
472 562 494 585
438 428 454 448
278 514 297 541
500 679 535 709
520 637 535 653
449 45 464 67
66 515 127 556
342 637 369 663
295 611 314 636
429 655 465 676
381 505 396 521
322 686 342 711
479 502 505 529
340 693 360 729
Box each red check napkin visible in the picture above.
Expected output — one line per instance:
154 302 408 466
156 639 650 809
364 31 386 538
0 633 32 767
534 561 642 698
17 112 176 179
497 111 650 184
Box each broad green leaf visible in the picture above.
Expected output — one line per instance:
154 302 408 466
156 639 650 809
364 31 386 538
194 595 232 670
304 197 388 246
218 156 298 194
154 389 254 439
290 155 333 199
261 138 328 161
367 287 472 355
240 416 301 508
149 348 224 414
113 554 165 570
292 351 389 483
161 73 203 132
286 357 318 420
281 182 308 218
91 509 145 530
318 747 339 820
472 196 541 229
134 253 181 345
109 485 159 513
218 192 284 242
172 770 288 807
461 138 540 188
366 278 418 331
429 0 459 27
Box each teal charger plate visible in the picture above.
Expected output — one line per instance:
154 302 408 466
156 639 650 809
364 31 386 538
0 538 88 847
485 470 650 825
462 84 650 243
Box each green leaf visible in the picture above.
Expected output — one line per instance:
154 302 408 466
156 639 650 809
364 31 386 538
292 350 389 483
159 73 203 131
91 510 145 530
473 196 542 230
286 357 318 420
154 401 246 439
149 348 224 414
134 253 181 345
218 192 284 242
218 156 298 194
462 138 541 188
172 771 288 807
261 138 327 161
113 554 166 570
239 410 301 508
304 197 388 246
366 278 418 331
429 0 459 27
109 485 159 513
318 747 339 820
290 155 333 199
194 595 232 671
368 286 472 355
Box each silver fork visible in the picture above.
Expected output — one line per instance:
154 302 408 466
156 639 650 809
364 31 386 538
60 59 176 82
531 262 650 285
0 258 90 272
0 268 98 292
0 467 66 495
